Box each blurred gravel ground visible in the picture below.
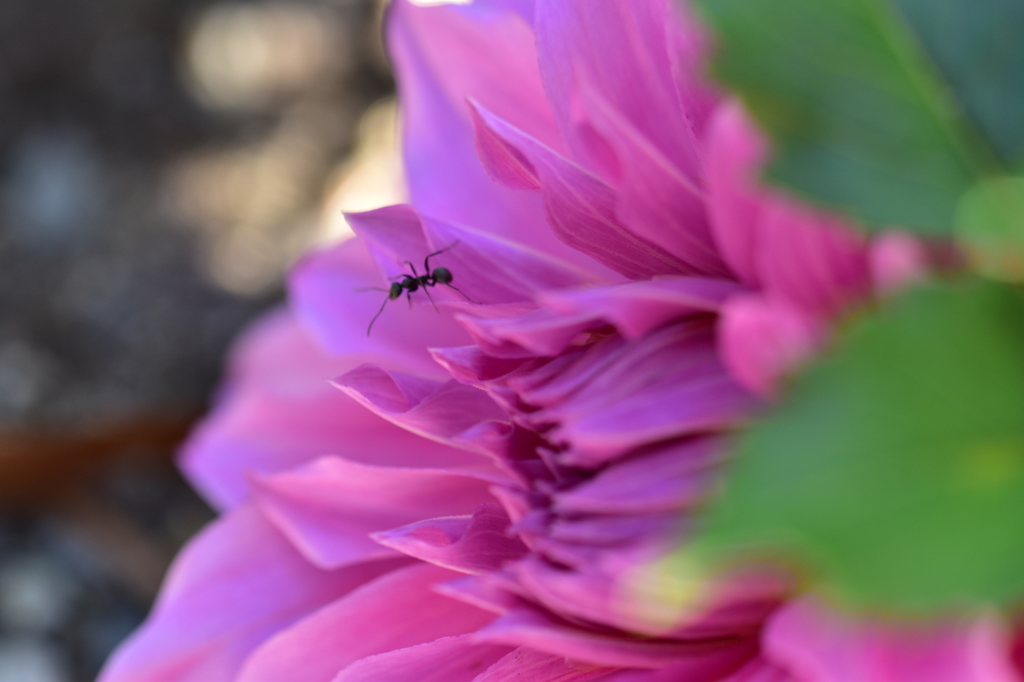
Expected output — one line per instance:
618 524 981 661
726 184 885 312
0 0 391 678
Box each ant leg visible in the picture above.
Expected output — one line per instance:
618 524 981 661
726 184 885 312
366 297 390 336
422 285 440 314
444 283 481 304
402 261 419 278
407 291 414 309
423 239 460 273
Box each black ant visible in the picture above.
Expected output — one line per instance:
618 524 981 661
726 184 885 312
358 241 478 336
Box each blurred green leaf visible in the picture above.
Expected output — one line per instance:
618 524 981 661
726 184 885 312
697 280 1024 612
956 177 1024 279
694 0 1024 233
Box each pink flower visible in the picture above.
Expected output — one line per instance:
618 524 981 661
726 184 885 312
100 1 1013 681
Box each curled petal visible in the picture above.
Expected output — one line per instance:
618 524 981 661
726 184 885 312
574 76 728 277
334 364 508 447
251 456 500 570
470 102 691 280
535 0 703 183
374 503 529 575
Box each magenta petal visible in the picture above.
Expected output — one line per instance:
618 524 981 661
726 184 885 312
538 277 744 340
552 369 755 468
470 102 691 280
289 238 470 375
475 647 616 682
470 102 543 192
332 635 513 682
387 0 556 246
534 0 701 183
765 598 1019 682
335 364 509 447
181 310 497 511
704 101 769 287
573 77 729 278
554 438 724 514
474 604 758 670
347 204 594 304
374 503 528 574
870 231 929 294
236 563 497 682
756 199 870 319
99 504 406 682
665 1 720 140
603 658 789 682
251 456 499 570
179 309 359 510
718 294 823 399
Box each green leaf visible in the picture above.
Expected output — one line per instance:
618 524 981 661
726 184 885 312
693 0 1024 233
696 280 1024 612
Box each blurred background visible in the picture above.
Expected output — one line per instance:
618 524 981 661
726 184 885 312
0 0 401 678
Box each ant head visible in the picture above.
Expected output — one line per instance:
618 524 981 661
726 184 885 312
432 267 453 284
388 282 404 299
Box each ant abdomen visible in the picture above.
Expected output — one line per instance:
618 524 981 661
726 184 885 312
432 267 452 285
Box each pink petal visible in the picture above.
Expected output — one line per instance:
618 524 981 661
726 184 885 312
704 101 769 287
374 503 529 574
251 456 499 570
349 205 597 305
718 294 824 399
553 438 724 514
665 1 721 141
537 277 744 340
534 0 702 184
180 310 493 511
456 277 741 361
388 0 606 276
765 598 1020 682
870 231 929 294
755 198 871 319
469 102 692 280
474 647 616 682
473 604 758 670
333 635 513 682
289 237 471 375
236 563 497 682
573 75 729 278
334 364 509 447
510 555 776 640
99 504 406 682
551 369 755 469
603 657 789 682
